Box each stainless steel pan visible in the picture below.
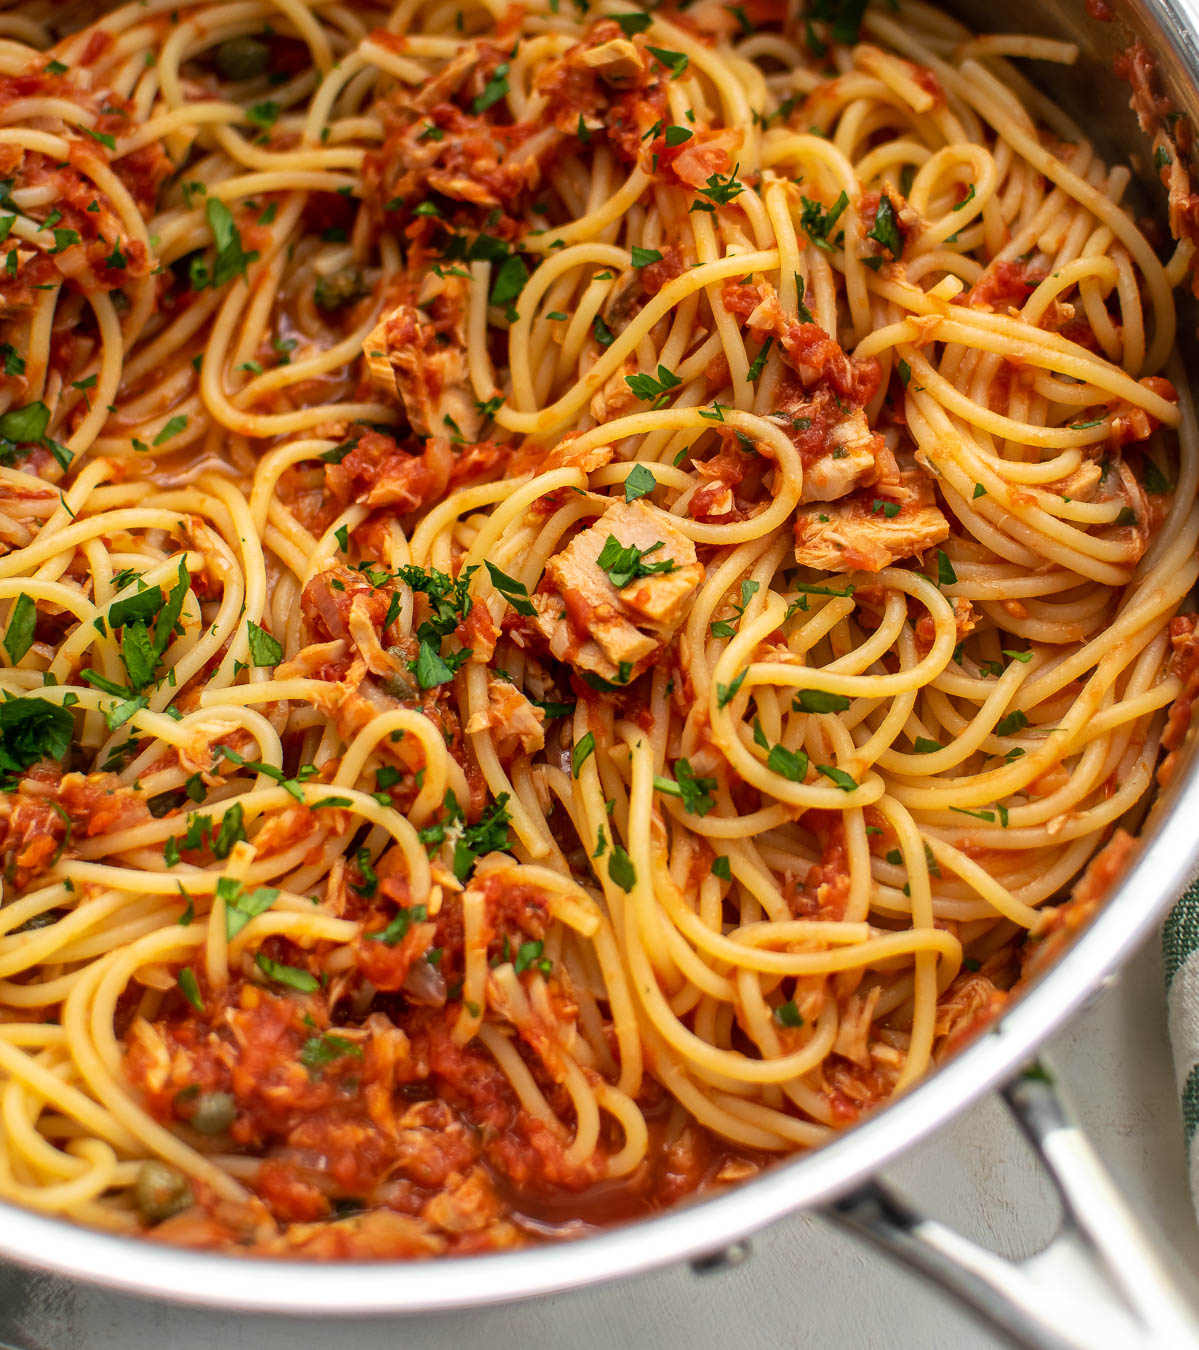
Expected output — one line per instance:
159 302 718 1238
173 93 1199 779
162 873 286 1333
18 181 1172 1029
5 1 1199 1345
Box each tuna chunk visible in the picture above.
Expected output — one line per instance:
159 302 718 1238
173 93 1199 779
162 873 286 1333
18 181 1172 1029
590 355 640 425
531 500 704 683
542 437 614 475
411 48 479 112
465 678 546 758
773 378 891 505
799 404 878 502
578 37 644 85
793 468 949 572
364 275 481 441
1045 460 1103 501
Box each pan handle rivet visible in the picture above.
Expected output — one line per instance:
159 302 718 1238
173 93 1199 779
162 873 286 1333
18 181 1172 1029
689 1241 752 1275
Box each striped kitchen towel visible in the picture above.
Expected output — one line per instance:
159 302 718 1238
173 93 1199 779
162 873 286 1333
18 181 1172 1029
1165 879 1199 1212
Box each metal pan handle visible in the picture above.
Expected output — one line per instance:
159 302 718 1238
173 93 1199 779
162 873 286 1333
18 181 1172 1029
827 1060 1199 1350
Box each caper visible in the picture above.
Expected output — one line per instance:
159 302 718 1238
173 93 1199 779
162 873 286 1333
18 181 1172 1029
15 909 64 933
147 787 187 819
381 672 417 699
135 1160 193 1224
314 268 368 314
189 1089 237 1135
215 35 270 83
381 649 417 700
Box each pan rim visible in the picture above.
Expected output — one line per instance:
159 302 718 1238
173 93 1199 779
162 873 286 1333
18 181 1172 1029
3 0 1198 1314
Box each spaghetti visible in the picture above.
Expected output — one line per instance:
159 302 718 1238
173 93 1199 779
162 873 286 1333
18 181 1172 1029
0 0 1192 1257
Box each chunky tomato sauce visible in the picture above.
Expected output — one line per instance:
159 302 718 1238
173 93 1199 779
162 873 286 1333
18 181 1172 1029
0 0 1187 1269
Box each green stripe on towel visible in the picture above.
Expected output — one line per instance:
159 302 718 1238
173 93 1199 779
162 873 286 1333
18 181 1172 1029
1183 1060 1199 1147
1163 883 1199 990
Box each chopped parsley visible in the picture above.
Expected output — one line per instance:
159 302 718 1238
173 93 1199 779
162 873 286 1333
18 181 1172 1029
196 197 259 289
473 56 512 113
767 744 808 782
697 167 744 207
452 793 514 882
484 560 536 617
299 1033 363 1071
793 689 850 714
795 273 815 323
320 436 358 464
177 967 204 1011
715 669 746 708
3 593 36 664
729 5 754 35
246 101 279 130
373 903 429 945
490 254 528 313
412 639 466 689
614 12 652 35
647 46 688 78
746 336 774 382
218 877 279 940
247 621 282 667
0 695 73 772
792 580 854 600
624 464 657 502
952 806 995 822
801 191 849 252
810 0 868 44
936 550 957 586
0 402 50 445
711 578 759 638
91 560 188 693
654 759 716 815
255 953 319 992
1142 457 1173 494
626 363 683 405
608 845 636 891
996 710 1029 737
596 535 676 588
514 939 550 975
572 731 596 778
213 804 247 859
867 194 902 257
153 415 187 447
81 126 116 151
397 562 476 649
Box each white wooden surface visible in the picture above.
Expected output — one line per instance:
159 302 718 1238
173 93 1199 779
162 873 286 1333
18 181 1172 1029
0 935 1194 1350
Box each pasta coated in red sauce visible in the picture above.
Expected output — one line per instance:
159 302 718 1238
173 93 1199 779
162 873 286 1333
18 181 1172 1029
0 0 1192 1260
